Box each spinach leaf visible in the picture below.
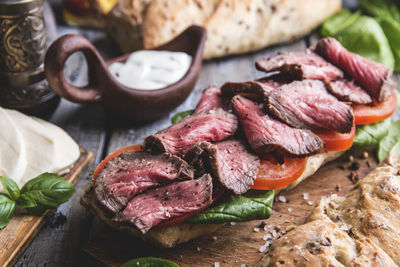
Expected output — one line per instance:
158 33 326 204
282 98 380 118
377 120 400 161
321 11 395 68
19 173 75 214
120 257 180 267
0 176 20 201
358 0 400 70
353 119 392 147
321 9 361 37
0 194 15 229
188 190 274 224
378 17 400 71
358 0 400 21
397 89 400 108
171 109 194 124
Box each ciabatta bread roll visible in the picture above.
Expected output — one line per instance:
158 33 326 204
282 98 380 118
106 0 342 59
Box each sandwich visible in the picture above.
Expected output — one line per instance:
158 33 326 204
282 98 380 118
81 37 398 248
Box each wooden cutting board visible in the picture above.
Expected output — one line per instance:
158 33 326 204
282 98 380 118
82 148 377 267
0 147 93 267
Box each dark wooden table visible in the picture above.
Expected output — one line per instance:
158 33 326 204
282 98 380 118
14 0 385 266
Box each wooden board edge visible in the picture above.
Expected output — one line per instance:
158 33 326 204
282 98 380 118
2 147 93 267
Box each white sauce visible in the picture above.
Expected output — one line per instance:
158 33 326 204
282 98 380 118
109 50 192 90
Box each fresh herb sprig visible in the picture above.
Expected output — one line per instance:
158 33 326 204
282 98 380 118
0 173 75 229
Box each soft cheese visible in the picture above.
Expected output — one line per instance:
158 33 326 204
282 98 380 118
0 107 80 189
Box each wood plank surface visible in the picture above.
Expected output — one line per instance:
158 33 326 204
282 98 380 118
10 0 386 265
81 149 377 267
0 148 93 267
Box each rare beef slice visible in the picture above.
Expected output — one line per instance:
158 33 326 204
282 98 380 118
256 49 343 81
316 37 395 102
114 173 213 234
94 151 194 215
232 95 324 157
221 81 275 102
194 86 227 113
267 80 354 133
145 108 238 156
184 139 260 195
326 78 372 104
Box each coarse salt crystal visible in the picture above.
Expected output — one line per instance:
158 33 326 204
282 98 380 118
230 222 237 226
196 246 201 252
263 233 272 240
278 196 287 203
214 262 220 267
307 201 313 206
303 193 309 200
259 245 267 253
288 208 293 212
241 265 246 267
253 227 260 232
271 229 277 237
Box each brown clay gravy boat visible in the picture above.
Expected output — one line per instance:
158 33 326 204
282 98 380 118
45 26 206 123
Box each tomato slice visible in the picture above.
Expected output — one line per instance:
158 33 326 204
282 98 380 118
313 123 356 152
352 90 397 125
251 155 307 190
92 144 142 183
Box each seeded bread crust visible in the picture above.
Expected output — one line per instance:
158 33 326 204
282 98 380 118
256 154 400 266
106 0 342 59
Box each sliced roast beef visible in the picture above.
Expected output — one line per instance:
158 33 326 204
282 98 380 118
256 78 289 89
184 140 259 195
315 37 395 102
221 81 274 101
114 173 213 234
255 49 343 81
145 108 238 156
194 86 227 113
326 79 372 104
232 95 324 157
267 80 354 133
94 151 194 215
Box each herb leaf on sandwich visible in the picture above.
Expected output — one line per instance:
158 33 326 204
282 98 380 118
188 190 274 224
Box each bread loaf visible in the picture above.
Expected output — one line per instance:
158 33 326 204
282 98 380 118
106 0 342 59
256 153 400 266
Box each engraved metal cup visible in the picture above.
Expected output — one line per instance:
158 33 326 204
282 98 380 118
0 0 59 117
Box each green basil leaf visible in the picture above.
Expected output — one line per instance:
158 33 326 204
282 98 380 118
188 190 274 224
353 119 392 147
120 257 180 267
20 173 75 214
16 193 37 208
321 12 394 68
377 120 400 161
171 110 194 124
0 193 16 229
0 176 20 201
